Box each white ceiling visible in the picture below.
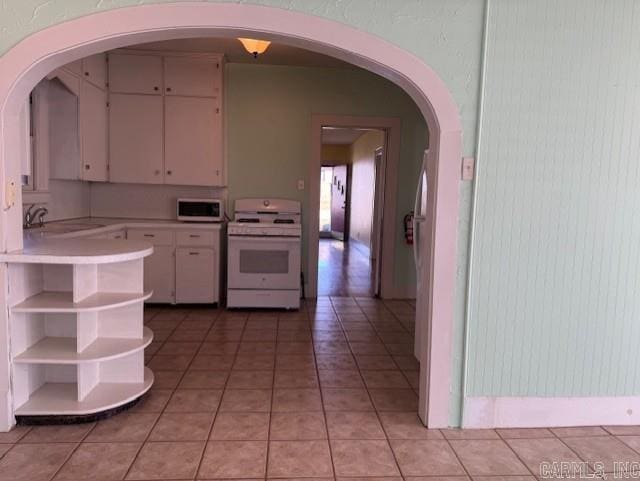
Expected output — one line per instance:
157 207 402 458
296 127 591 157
125 38 354 68
322 127 379 145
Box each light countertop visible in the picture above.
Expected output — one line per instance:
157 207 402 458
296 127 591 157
7 217 223 264
0 238 154 264
24 217 224 241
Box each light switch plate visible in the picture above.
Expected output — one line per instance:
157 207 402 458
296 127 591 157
461 157 475 181
297 180 305 190
4 180 16 209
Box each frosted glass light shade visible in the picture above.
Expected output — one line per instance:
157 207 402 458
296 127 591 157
238 38 272 57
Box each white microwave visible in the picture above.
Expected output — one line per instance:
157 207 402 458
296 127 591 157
177 198 224 222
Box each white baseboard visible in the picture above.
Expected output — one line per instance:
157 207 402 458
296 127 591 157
464 396 640 428
0 389 14 432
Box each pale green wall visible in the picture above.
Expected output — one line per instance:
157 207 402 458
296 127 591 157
5 0 640 426
225 63 427 295
468 0 640 398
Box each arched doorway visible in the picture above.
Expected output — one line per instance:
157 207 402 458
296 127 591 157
0 2 462 430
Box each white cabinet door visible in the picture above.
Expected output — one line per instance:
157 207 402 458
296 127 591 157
164 96 222 186
108 53 162 95
164 57 220 97
49 78 81 180
80 81 108 182
109 93 164 184
82 53 107 89
176 247 216 303
145 245 175 303
63 60 82 77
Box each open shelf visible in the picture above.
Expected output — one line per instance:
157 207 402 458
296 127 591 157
14 367 154 416
14 327 153 364
12 290 153 313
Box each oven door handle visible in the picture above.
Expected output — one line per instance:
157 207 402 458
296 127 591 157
228 235 301 243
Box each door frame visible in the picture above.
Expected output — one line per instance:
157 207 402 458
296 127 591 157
371 146 386 296
0 2 462 430
309 115 400 300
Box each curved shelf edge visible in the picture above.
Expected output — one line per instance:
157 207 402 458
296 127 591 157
0 239 154 265
12 290 153 313
14 367 154 416
14 327 154 365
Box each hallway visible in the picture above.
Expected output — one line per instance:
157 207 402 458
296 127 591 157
317 239 374 297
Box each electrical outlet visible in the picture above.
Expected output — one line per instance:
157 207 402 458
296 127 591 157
297 180 305 190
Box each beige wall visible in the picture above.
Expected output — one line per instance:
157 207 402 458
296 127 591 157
321 144 350 165
348 130 384 251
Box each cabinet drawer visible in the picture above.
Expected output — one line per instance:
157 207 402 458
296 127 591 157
128 229 174 246
176 230 215 246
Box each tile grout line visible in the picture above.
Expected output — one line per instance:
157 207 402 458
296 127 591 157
495 427 545 478
311 299 340 481
122 306 219 480
334 295 406 479
121 306 193 480
262 311 281 481
195 308 252 480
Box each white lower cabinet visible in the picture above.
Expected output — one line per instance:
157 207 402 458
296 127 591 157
176 248 217 303
127 226 222 304
143 245 176 304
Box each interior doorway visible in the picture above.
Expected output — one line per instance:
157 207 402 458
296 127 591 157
0 2 464 430
317 126 385 297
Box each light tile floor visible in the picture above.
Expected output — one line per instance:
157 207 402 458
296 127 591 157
1 297 639 480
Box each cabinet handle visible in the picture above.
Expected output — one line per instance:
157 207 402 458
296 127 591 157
166 87 172 92
85 165 90 170
189 252 199 255
154 170 160 175
153 86 159 91
167 170 172 175
189 234 200 238
143 234 155 238
84 72 89 76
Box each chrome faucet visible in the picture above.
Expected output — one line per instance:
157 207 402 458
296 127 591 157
24 204 49 229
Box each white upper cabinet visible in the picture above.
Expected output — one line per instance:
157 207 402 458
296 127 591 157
80 81 108 182
49 79 81 180
109 93 164 184
164 56 221 97
81 53 108 89
106 50 225 186
63 60 82 77
164 96 222 186
108 53 163 95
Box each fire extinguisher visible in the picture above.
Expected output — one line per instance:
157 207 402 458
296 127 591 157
404 211 414 245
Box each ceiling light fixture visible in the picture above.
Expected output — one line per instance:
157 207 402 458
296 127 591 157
238 38 272 58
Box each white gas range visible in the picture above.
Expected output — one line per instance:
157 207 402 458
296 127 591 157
227 198 302 309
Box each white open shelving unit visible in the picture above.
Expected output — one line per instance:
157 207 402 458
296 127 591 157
4 239 155 417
